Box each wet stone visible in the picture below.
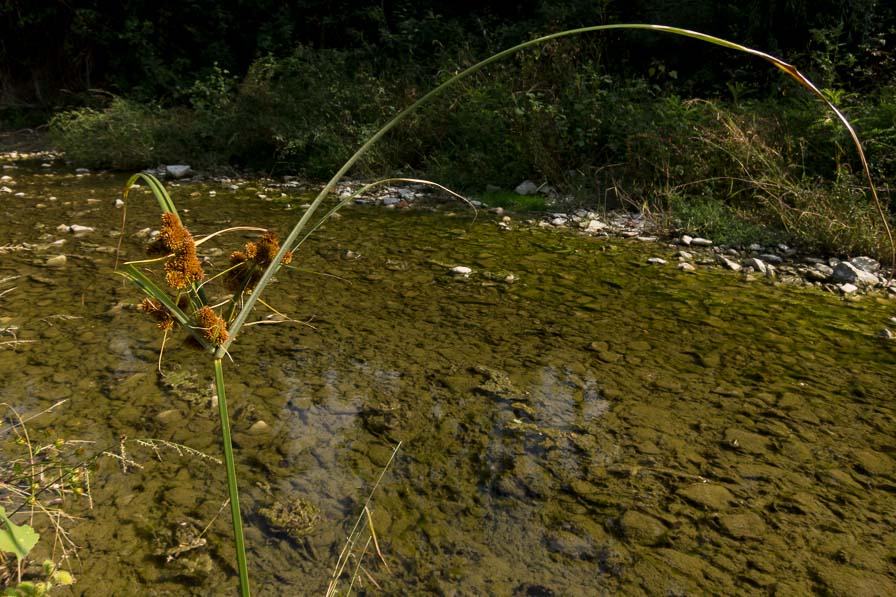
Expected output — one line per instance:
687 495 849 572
569 478 601 500
545 529 595 560
851 449 894 477
743 257 767 274
367 442 395 469
832 262 878 286
473 365 518 398
259 495 320 543
597 350 622 363
627 340 652 352
849 256 880 273
715 255 742 271
723 428 769 455
155 409 181 426
755 419 792 438
819 468 863 491
717 512 765 539
698 351 721 368
678 483 735 510
619 510 668 546
248 420 271 435
811 562 896 597
736 463 785 480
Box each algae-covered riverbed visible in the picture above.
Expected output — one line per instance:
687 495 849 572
1 154 895 595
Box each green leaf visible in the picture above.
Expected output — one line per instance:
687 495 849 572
123 172 179 217
0 506 40 561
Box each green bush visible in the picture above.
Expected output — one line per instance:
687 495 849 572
49 98 161 169
223 47 398 177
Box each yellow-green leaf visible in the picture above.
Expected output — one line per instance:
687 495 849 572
0 506 40 561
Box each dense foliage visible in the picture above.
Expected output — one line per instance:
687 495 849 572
2 1 895 257
2 1 894 106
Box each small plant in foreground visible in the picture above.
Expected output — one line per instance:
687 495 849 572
1 560 73 597
1 402 85 593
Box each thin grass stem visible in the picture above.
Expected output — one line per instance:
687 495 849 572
213 358 250 597
216 24 892 358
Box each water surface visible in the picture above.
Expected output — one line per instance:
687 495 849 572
1 155 895 595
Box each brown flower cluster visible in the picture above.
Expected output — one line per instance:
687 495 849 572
148 213 205 289
137 298 175 331
225 231 292 291
195 306 229 345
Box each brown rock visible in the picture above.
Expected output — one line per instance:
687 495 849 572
678 483 735 510
619 510 668 546
718 512 766 539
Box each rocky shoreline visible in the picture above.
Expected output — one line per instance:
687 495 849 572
331 176 896 302
3 150 895 303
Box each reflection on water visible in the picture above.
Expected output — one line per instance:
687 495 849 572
1 156 895 595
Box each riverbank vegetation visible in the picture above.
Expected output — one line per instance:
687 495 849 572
3 1 895 259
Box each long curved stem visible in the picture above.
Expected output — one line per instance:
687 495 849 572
214 358 250 596
215 23 891 358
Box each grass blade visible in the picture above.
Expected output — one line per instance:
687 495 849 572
124 172 179 217
213 359 250 597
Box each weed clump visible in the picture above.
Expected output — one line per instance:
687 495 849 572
138 298 175 331
226 231 292 291
195 306 228 345
148 213 205 290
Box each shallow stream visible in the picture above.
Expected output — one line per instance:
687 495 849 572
1 154 895 595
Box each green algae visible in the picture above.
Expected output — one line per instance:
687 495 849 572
1 159 895 594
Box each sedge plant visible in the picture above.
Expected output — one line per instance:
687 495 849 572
118 25 891 596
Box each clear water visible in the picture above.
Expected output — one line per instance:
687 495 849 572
1 154 895 595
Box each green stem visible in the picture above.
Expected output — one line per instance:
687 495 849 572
214 358 250 597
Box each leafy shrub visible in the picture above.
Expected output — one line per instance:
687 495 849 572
49 98 161 169
223 47 397 177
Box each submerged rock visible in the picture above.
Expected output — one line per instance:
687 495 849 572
248 420 271 435
811 562 896 597
678 483 735 510
259 495 320 542
718 512 766 539
619 510 668 546
473 365 520 399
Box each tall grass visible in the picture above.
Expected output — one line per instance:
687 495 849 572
119 24 890 596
